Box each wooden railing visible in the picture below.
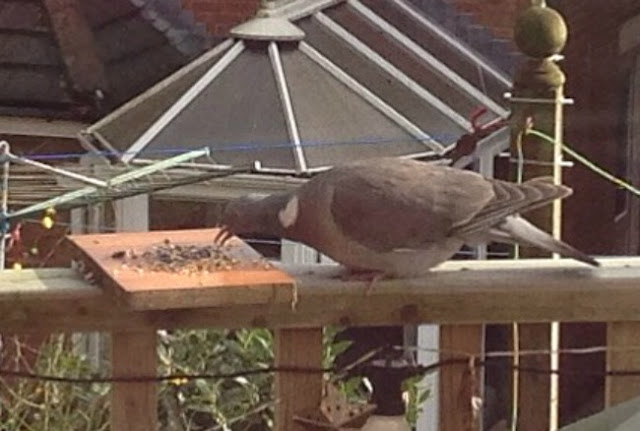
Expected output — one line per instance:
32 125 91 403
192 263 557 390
2 257 640 430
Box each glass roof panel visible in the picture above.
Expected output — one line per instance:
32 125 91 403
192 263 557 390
137 46 295 169
299 17 467 146
281 48 429 168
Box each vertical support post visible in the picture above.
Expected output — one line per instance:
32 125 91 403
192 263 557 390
439 324 483 431
510 5 568 431
111 173 154 429
72 155 109 369
510 82 557 430
274 328 323 430
281 240 318 263
111 330 158 431
606 322 640 406
277 241 323 430
114 195 150 232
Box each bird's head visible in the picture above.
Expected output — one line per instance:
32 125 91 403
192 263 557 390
220 193 269 236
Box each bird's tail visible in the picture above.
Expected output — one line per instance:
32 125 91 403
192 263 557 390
490 216 599 266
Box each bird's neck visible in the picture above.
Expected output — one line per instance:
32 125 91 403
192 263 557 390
256 193 293 238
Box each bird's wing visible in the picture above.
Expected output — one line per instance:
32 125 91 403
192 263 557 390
326 160 495 252
452 177 571 237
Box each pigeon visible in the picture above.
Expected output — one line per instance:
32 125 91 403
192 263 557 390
216 157 598 277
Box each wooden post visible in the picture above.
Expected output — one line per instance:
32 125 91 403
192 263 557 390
606 322 640 406
274 328 324 431
510 5 568 430
111 184 154 429
111 330 158 431
276 242 323 430
439 324 484 431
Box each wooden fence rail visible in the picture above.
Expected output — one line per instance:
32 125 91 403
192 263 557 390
2 257 640 430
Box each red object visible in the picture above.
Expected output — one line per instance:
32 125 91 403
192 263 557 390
449 106 509 163
7 222 22 251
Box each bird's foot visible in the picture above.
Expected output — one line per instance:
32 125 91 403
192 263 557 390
213 225 233 246
337 269 388 294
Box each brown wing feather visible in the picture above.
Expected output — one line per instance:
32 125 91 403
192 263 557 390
326 159 495 252
452 177 572 237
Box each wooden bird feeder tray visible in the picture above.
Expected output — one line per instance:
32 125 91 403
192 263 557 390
66 228 296 310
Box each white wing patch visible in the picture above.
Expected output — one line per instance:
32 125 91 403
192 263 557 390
278 195 299 228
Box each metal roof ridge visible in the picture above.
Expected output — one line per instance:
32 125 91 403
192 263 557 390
268 42 308 173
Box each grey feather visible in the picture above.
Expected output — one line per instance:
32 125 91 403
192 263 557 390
221 157 598 277
487 216 598 266
325 158 494 251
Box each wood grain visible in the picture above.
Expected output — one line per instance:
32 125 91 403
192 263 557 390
439 324 483 431
111 330 157 431
67 228 296 310
3 259 640 430
517 323 551 431
508 58 566 431
274 328 323 430
606 322 640 407
1 258 640 333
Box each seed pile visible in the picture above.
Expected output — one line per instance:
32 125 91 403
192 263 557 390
111 239 271 274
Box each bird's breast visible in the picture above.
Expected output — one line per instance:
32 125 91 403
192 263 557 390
313 230 464 278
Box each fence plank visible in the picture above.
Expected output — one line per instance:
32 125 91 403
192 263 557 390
274 328 323 430
111 330 157 431
516 323 551 431
606 322 640 406
439 324 483 431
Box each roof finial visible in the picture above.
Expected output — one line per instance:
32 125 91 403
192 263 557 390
230 14 304 41
514 3 567 59
230 1 305 41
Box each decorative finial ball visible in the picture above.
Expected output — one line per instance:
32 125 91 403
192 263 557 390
514 6 568 58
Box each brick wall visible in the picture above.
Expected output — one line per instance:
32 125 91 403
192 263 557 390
548 2 640 425
184 0 530 41
181 0 261 37
555 1 640 255
450 0 530 40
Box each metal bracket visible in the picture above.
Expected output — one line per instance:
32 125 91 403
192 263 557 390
504 156 574 168
504 92 574 105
